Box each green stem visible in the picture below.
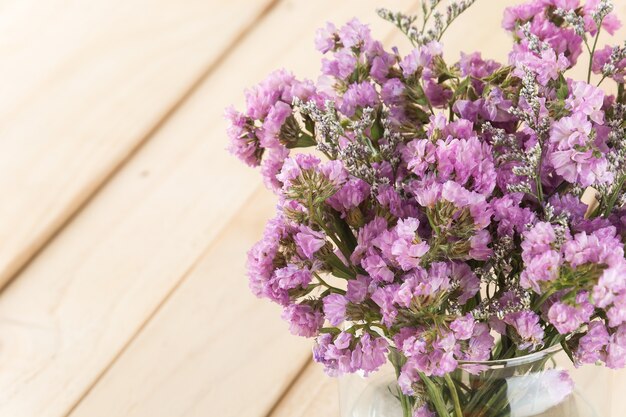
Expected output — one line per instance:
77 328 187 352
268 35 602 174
388 351 413 417
419 373 451 417
604 175 626 217
587 27 602 83
313 273 345 294
444 374 463 417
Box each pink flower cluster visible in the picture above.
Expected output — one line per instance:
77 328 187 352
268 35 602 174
228 0 626 414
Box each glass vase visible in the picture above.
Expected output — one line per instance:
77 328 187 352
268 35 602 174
339 346 612 417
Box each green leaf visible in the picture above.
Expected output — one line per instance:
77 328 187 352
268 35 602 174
286 133 316 149
419 373 451 417
556 74 569 100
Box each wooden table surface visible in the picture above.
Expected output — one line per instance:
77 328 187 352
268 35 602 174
0 1 624 416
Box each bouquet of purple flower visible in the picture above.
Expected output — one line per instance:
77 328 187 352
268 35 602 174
227 0 626 416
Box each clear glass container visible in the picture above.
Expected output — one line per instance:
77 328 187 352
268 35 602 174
339 346 612 417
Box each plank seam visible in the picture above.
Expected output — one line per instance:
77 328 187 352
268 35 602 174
62 185 268 417
1 0 282 292
262 358 315 417
64 1 420 415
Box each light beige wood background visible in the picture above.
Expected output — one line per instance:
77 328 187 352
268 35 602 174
0 1 623 416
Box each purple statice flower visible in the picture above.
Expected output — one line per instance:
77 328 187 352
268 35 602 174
327 177 370 215
520 222 563 292
412 180 443 209
313 332 354 376
402 263 451 306
593 263 626 330
583 0 622 36
276 153 321 187
450 314 476 340
510 7 583 65
463 323 495 363
339 82 379 117
323 294 349 326
566 81 605 124
441 181 493 229
321 50 358 80
575 320 610 365
400 331 458 379
400 41 442 77
346 275 371 303
294 225 327 259
458 52 501 86
455 90 515 124
414 405 435 417
522 221 557 256
261 147 290 191
548 111 612 187
315 22 338 54
592 45 626 82
371 285 400 326
244 69 317 120
607 291 626 328
450 262 480 304
352 333 389 374
548 293 594 334
469 230 493 261
369 41 397 83
402 139 437 178
549 193 587 223
351 217 388 264
362 252 395 283
607 324 626 369
381 78 405 106
521 249 562 292
282 303 324 337
274 264 312 291
492 194 536 236
314 331 388 376
502 2 545 31
480 88 515 123
435 136 497 195
548 302 583 334
562 226 624 268
258 101 292 148
592 263 626 308
318 160 348 186
248 215 294 305
513 48 570 86
338 18 373 50
225 106 261 167
423 75 453 108
389 218 429 271
377 184 418 219
504 311 545 351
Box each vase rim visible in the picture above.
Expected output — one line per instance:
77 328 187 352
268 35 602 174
457 343 563 368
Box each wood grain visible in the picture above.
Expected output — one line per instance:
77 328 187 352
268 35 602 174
0 0 624 416
0 0 277 288
62 1 417 416
0 1 415 416
270 361 339 417
69 188 310 417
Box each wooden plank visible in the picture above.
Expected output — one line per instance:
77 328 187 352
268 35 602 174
0 1 416 416
269 361 339 417
0 0 277 288
61 1 418 416
71 187 310 417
